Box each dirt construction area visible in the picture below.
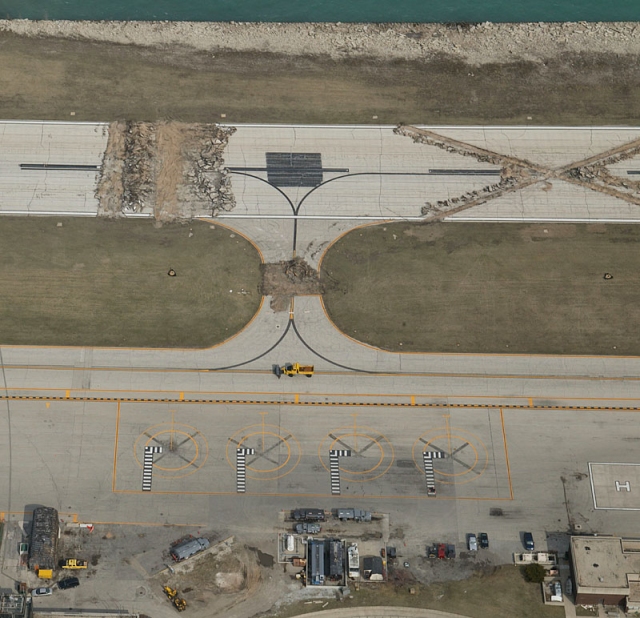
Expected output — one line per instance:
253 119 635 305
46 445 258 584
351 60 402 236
0 217 262 347
97 121 236 219
4 520 563 618
321 222 640 355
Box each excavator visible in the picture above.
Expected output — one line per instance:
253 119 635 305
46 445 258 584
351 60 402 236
273 363 314 378
163 586 187 612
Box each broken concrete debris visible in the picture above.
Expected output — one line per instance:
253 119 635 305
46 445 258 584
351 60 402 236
95 121 236 220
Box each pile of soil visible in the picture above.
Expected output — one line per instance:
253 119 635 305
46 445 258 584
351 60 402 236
261 258 324 311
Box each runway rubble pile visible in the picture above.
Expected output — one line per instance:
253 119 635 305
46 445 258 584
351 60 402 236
395 125 526 219
396 124 640 218
181 124 237 216
261 258 324 312
96 121 236 220
122 121 156 213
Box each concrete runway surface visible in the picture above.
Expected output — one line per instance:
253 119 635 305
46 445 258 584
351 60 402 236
2 121 640 556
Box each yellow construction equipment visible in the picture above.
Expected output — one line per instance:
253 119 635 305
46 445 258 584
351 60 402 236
163 586 187 612
274 363 314 378
163 586 178 600
62 559 87 569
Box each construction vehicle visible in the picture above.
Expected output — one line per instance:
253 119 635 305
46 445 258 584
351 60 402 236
163 586 187 612
62 559 87 569
273 363 314 378
163 586 177 600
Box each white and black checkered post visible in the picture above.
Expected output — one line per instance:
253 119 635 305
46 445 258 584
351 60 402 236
142 445 162 491
236 447 255 493
422 451 445 497
329 449 351 495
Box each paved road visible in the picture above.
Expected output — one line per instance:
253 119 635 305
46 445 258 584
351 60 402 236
2 121 640 569
290 609 471 618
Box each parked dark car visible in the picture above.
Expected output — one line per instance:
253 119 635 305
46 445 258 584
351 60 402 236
523 532 535 551
57 577 79 590
479 533 489 549
446 544 456 559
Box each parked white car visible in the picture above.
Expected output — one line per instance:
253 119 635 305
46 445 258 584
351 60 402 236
467 534 478 551
32 588 52 597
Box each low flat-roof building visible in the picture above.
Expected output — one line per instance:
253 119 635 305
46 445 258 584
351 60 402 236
571 536 640 608
0 593 31 618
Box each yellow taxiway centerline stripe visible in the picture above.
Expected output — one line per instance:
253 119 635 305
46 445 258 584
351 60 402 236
3 394 640 411
5 386 640 404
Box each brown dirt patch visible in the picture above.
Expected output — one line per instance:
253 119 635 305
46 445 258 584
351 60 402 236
155 121 187 220
261 258 324 312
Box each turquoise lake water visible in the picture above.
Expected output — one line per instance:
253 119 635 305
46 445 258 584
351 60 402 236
2 0 639 23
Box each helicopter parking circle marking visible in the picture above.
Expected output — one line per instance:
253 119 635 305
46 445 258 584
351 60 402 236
319 425 394 482
134 422 209 479
226 422 301 481
412 426 488 485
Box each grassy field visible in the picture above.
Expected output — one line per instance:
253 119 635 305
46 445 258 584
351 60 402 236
1 33 640 125
0 218 262 347
273 566 563 618
321 222 640 356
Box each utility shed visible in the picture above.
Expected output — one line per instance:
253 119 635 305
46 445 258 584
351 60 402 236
362 556 384 582
170 537 209 562
28 506 59 572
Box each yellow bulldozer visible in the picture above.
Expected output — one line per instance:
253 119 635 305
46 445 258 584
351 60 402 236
62 559 87 569
273 363 314 378
163 586 187 612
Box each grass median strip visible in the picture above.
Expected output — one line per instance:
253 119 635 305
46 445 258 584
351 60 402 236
272 565 563 618
0 217 262 348
321 222 640 356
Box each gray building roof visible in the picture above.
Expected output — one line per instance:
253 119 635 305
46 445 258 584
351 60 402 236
572 536 640 597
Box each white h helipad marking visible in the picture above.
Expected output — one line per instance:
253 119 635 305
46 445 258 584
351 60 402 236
616 481 631 492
